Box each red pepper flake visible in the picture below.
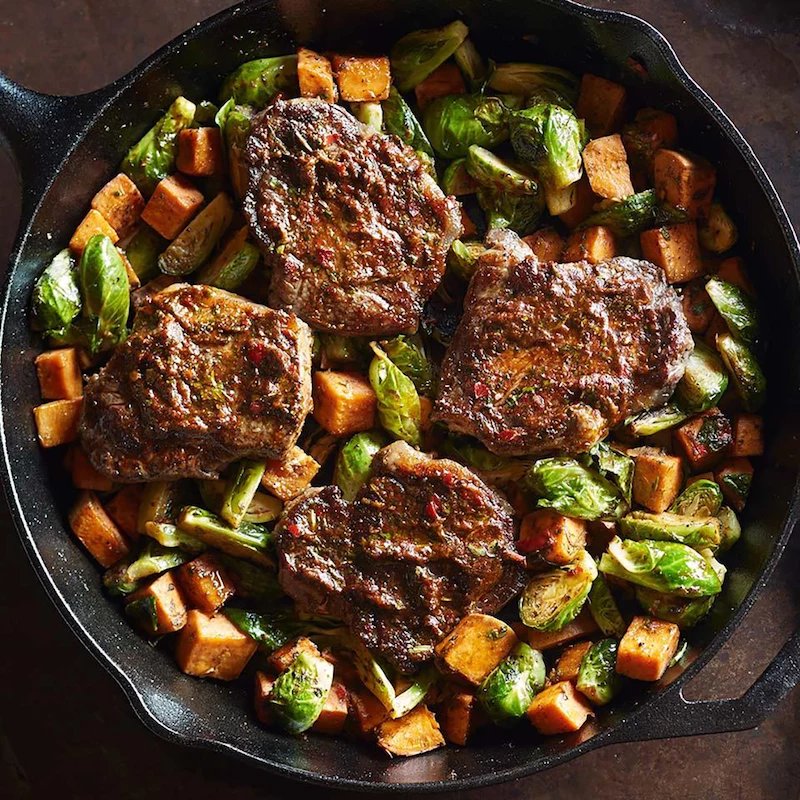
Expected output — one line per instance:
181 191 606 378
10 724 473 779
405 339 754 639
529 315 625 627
424 496 442 521
473 382 489 399
286 524 300 538
441 471 455 489
517 530 551 555
316 247 335 270
246 341 268 367
249 398 265 414
498 429 520 442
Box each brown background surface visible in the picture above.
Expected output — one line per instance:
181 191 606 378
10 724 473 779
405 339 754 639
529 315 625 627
0 1 798 798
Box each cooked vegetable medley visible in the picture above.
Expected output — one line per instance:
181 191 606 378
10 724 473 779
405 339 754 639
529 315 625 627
30 19 766 758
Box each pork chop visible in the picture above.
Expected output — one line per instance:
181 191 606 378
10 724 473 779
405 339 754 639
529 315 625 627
274 441 526 673
243 98 461 335
433 229 693 455
80 283 313 481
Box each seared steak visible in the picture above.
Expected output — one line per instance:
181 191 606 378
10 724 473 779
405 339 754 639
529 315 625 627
433 230 693 455
243 98 461 336
81 284 313 481
275 441 526 673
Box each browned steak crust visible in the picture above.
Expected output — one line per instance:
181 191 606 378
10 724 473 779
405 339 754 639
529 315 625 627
274 441 525 673
243 98 461 335
80 284 313 481
433 230 693 456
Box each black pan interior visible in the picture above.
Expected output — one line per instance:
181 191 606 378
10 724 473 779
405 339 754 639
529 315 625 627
2 0 799 791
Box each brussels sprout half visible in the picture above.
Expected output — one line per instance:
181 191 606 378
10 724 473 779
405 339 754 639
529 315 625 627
587 571 627 638
580 190 659 238
716 505 742 553
576 638 622 705
268 650 335 734
466 145 539 195
622 404 689 437
333 430 388 502
478 642 546 722
706 278 759 346
519 549 598 631
31 249 81 339
368 343 423 446
487 62 578 101
390 20 469 92
219 55 298 107
635 587 715 629
674 340 729 413
716 333 766 412
177 506 273 567
669 479 723 517
620 511 722 551
447 240 487 281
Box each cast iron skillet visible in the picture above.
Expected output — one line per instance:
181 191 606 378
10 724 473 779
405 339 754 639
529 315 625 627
1 0 799 791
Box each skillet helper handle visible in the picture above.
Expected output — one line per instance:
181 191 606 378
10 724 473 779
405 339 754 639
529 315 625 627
0 71 116 220
611 627 800 743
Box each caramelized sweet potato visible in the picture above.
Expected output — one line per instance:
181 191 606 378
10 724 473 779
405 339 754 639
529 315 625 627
35 348 83 400
376 705 445 757
313 371 377 436
68 490 130 567
616 615 679 681
526 680 593 735
33 398 83 448
175 610 257 680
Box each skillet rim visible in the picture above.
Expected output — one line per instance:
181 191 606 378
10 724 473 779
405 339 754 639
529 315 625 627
1 0 799 791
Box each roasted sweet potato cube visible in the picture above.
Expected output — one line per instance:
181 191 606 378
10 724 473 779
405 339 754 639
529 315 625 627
141 174 204 239
622 108 679 180
104 484 144 539
640 222 703 284
732 414 764 458
297 47 338 102
128 571 188 634
518 509 587 565
70 446 114 491
376 705 445 757
435 614 518 686
175 610 258 680
563 225 617 264
635 108 678 149
632 447 684 512
616 615 680 681
260 445 320 501
716 256 756 296
176 128 224 177
33 397 83 448
312 678 349 735
35 348 83 400
267 636 321 674
576 73 626 137
438 690 481 746
414 62 466 110
681 279 716 334
654 149 716 219
69 209 120 255
523 227 565 262
313 370 377 436
514 609 599 652
349 684 390 735
176 553 236 614
558 175 598 229
254 671 276 725
91 173 145 234
526 680 593 735
587 519 618 555
582 134 634 200
674 407 732 471
715 457 754 512
553 641 593 683
68 490 130 567
331 54 391 102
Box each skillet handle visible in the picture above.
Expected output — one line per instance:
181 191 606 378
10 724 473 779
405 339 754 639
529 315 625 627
0 71 117 220
610 627 800 742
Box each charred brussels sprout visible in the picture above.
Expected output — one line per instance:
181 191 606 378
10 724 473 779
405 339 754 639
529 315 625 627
268 650 335 734
622 404 689 437
423 93 513 159
716 333 766 412
77 234 131 355
333 431 388 502
379 334 435 395
454 38 486 90
125 225 167 281
158 192 234 276
177 506 273 567
599 537 722 597
143 521 206 554
620 511 722 551
519 549 598 631
635 587 715 629
587 571 626 638
580 442 634 506
478 642 546 722
466 145 539 194
447 239 487 281
477 186 544 236
369 343 422 446
576 639 621 705
674 340 729 413
122 96 196 195
716 505 742 553
706 278 759 346
442 436 533 485
196 229 260 291
525 457 627 520
220 458 267 528
31 249 81 341
318 333 370 367
487 62 578 101
510 102 585 212
699 203 738 253
215 99 254 199
224 609 294 652
390 20 469 92
381 87 434 158
580 190 659 238
440 158 478 195
104 541 190 596
219 55 298 107
217 555 284 602
391 665 439 719
669 479 723 517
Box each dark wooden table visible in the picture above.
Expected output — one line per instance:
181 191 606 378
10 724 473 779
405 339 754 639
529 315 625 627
1 1 798 798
